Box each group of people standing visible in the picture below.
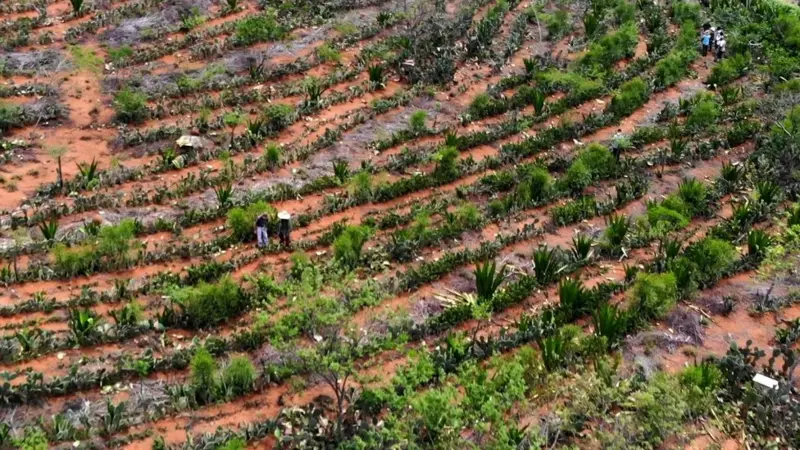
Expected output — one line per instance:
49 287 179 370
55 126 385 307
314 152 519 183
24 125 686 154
701 23 726 60
255 211 292 248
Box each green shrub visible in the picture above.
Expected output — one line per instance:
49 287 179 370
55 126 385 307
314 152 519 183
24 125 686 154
536 70 603 98
608 77 650 117
580 22 639 69
629 272 678 320
262 103 295 133
107 46 134 64
190 347 217 402
677 178 708 215
577 143 616 179
316 43 341 63
432 146 460 180
519 166 553 202
774 78 800 94
171 276 247 328
647 203 690 231
544 10 571 40
706 53 751 86
613 1 636 25
684 238 737 286
409 110 428 133
96 219 138 265
226 201 276 242
217 437 246 450
560 159 592 195
654 49 695 88
223 356 256 396
333 225 372 269
0 103 24 132
235 11 285 45
52 243 96 276
670 1 701 25
687 97 721 129
113 88 148 124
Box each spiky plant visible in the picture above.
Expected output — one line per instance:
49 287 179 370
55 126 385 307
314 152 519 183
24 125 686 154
473 260 507 302
531 88 545 115
539 334 565 372
214 182 234 209
47 146 67 191
604 214 631 253
593 303 628 347
70 0 84 15
367 64 385 90
719 161 744 193
788 203 800 228
38 217 59 242
522 58 537 75
532 245 564 285
677 178 707 214
100 400 127 437
719 85 743 106
569 234 594 263
303 77 326 108
754 180 781 207
558 278 587 321
68 307 100 345
747 229 772 258
332 159 350 184
443 129 460 148
623 263 639 284
77 158 99 186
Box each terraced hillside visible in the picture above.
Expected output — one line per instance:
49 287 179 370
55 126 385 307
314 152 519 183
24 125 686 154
2 0 800 448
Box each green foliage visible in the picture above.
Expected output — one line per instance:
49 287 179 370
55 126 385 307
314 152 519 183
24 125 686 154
474 260 507 302
68 307 101 345
558 278 589 321
580 22 639 70
214 182 234 208
707 53 751 86
687 96 721 129
217 437 246 450
647 202 690 231
38 217 59 242
677 178 708 215
629 272 677 320
96 219 138 264
263 142 282 170
347 170 373 201
544 10 571 40
683 237 738 287
680 361 723 393
226 201 276 242
593 303 628 346
532 245 565 284
316 43 341 63
670 1 701 25
70 0 84 14
107 46 133 64
235 11 285 45
333 225 372 269
608 77 650 117
190 347 217 402
432 146 459 180
13 427 48 450
223 356 256 397
747 229 772 258
69 45 102 73
561 159 593 195
52 243 96 276
0 103 24 132
113 87 147 124
409 110 428 133
604 214 631 252
577 143 617 179
171 276 247 328
110 301 143 327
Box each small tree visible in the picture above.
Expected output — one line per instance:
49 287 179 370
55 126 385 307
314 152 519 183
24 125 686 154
409 110 428 134
223 111 245 148
47 146 68 191
191 347 218 404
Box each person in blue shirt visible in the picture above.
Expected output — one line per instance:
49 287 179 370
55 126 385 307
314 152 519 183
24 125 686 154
701 31 711 56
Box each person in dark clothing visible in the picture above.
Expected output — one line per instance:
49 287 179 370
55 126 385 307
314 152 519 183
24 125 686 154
277 211 292 247
255 214 268 248
611 129 624 163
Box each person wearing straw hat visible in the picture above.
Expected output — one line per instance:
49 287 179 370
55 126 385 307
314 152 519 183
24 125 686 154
277 211 292 247
255 213 269 248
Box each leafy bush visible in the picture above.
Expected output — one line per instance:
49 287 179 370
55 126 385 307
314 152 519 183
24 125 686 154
190 347 217 403
409 110 428 133
113 88 147 124
593 303 628 346
647 201 690 231
227 201 276 242
316 43 341 63
520 166 553 202
223 356 256 396
433 146 460 180
262 103 295 133
683 238 737 286
560 159 593 195
532 245 565 284
654 50 695 88
333 225 372 269
52 243 96 276
544 10 571 40
676 178 708 216
670 1 701 25
607 77 650 117
235 11 285 45
171 276 247 329
629 272 678 320
706 53 751 86
580 22 639 70
687 97 721 129
576 143 617 179
0 103 23 132
558 278 589 321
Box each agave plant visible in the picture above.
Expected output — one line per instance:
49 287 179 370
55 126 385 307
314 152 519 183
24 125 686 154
532 245 565 285
623 263 639 284
719 161 744 193
443 129 460 148
69 0 84 15
473 260 507 302
214 182 233 208
531 88 546 116
669 138 688 159
747 229 772 258
569 234 594 263
677 178 707 214
367 64 385 90
539 334 565 372
68 307 101 345
558 278 587 321
38 217 59 242
593 303 628 347
522 58 537 76
754 180 781 207
303 77 326 108
248 57 266 80
332 159 350 184
77 158 99 186
110 302 142 328
680 361 723 392
603 214 631 254
50 413 76 441
719 85 743 106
